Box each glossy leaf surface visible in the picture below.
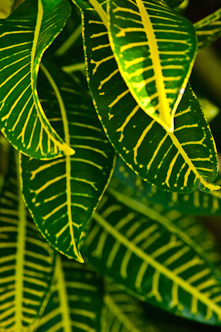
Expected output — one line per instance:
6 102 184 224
82 9 219 193
0 150 55 331
113 157 221 215
108 0 197 132
83 193 221 326
35 254 103 332
20 62 115 262
194 8 221 51
0 0 74 159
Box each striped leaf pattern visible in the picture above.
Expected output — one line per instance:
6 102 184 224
0 149 55 331
158 0 185 8
0 0 74 159
108 0 197 132
194 8 221 51
20 62 115 262
113 157 221 215
82 9 219 193
35 254 103 332
102 282 150 332
82 193 221 326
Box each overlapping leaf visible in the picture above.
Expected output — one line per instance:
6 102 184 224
112 157 221 215
0 149 55 331
20 61 115 262
102 282 150 332
108 0 197 132
194 8 221 51
0 0 74 159
82 8 219 193
82 193 221 326
35 254 103 332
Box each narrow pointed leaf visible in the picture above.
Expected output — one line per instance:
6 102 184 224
82 193 221 326
0 0 74 159
35 254 103 332
194 8 221 51
102 282 150 332
113 158 221 215
108 0 197 132
82 9 219 193
0 150 55 331
20 62 115 262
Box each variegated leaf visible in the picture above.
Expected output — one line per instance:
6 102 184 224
0 0 74 159
194 8 221 51
20 61 115 262
112 157 221 215
82 8 219 193
34 254 103 332
0 149 55 331
82 193 221 326
108 0 197 132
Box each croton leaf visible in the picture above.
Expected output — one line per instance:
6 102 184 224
34 254 103 332
0 0 74 159
82 192 221 326
0 149 55 331
194 8 221 51
102 282 150 332
20 61 115 262
82 8 219 193
108 0 197 132
112 157 221 215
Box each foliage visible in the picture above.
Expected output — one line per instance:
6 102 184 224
0 0 221 330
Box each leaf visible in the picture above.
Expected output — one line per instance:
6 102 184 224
102 282 150 332
0 149 55 331
82 8 219 193
20 61 115 262
158 0 185 8
34 254 103 332
194 8 221 51
0 0 74 159
108 0 197 132
112 157 221 216
82 192 221 326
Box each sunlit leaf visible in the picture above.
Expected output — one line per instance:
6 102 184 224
0 149 55 331
35 254 103 332
82 8 219 193
108 0 197 132
194 8 221 51
0 0 74 159
20 61 115 262
82 193 221 326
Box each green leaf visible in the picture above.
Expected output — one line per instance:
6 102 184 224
102 282 150 332
194 8 221 51
82 9 219 193
158 0 185 8
20 61 115 262
108 0 197 132
35 254 103 332
112 157 221 216
82 193 221 326
0 149 55 331
0 0 74 159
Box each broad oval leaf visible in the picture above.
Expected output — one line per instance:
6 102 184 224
20 62 115 262
108 0 197 132
194 8 221 51
34 254 103 332
113 157 221 216
82 9 219 193
0 149 55 331
0 0 74 159
82 193 221 326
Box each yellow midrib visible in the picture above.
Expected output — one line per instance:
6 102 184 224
56 256 73 332
38 64 83 263
93 205 221 317
88 0 108 27
135 0 172 132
